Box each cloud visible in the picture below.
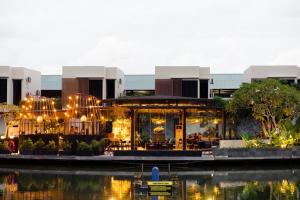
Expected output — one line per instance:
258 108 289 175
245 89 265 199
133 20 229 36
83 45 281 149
270 49 300 65
0 0 299 74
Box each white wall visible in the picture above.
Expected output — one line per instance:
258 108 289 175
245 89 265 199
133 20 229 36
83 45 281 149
62 66 106 78
0 66 41 104
62 66 125 99
244 65 298 83
155 66 210 79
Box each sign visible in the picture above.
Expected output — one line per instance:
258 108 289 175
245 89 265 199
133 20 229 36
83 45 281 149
147 181 173 196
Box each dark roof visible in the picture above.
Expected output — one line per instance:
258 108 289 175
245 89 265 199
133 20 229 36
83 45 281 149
103 95 213 105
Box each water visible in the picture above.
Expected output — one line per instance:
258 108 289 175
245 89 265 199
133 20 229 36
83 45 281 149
0 166 299 200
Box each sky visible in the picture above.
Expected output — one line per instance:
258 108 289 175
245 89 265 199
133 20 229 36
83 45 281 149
0 0 300 75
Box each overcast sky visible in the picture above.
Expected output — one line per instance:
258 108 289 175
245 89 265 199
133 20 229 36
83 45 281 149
0 0 300 75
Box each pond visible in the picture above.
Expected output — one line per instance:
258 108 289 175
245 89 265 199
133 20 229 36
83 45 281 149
0 166 299 200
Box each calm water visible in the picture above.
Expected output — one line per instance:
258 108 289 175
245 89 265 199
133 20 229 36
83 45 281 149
0 166 299 200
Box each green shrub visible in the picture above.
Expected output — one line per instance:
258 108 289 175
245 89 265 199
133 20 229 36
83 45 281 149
0 141 9 151
20 139 34 151
91 140 100 153
34 139 45 151
45 140 56 151
76 141 92 152
99 138 109 152
60 140 72 151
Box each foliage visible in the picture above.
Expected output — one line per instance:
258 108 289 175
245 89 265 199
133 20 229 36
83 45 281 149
212 96 226 107
241 132 269 148
33 139 45 151
76 141 92 152
226 79 300 136
269 122 299 148
20 139 34 151
60 140 72 151
99 138 109 152
44 140 57 151
90 140 100 153
0 141 9 151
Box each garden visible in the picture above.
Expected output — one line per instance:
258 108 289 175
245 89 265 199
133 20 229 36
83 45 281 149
214 79 300 157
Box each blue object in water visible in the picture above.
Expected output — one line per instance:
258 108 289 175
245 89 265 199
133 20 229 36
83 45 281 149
152 167 159 181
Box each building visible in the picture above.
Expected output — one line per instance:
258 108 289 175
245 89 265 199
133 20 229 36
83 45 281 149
124 74 155 96
210 74 244 98
41 75 62 99
3 65 300 105
0 66 41 105
61 66 124 106
155 66 211 98
244 65 300 84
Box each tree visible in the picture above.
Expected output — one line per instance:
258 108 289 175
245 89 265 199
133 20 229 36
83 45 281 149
226 79 300 137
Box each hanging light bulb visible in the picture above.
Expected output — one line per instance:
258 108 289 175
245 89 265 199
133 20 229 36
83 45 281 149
37 116 43 123
80 115 87 122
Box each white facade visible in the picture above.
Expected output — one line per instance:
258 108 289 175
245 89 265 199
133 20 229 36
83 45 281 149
155 66 211 98
244 65 299 83
155 66 210 79
0 66 41 104
62 66 124 99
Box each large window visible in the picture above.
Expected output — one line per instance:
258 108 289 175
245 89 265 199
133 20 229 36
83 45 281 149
106 79 115 99
13 79 22 105
135 109 182 150
0 79 7 103
186 109 223 150
89 80 103 99
212 89 237 98
182 80 198 98
199 80 208 98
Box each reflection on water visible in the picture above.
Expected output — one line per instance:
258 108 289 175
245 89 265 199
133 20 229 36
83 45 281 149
0 168 299 199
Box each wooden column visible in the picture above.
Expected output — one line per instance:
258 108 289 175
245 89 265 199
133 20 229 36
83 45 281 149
130 109 135 150
182 109 187 150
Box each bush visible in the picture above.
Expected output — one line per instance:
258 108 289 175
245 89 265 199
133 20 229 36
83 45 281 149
60 140 72 151
91 140 100 154
44 140 57 151
76 141 93 156
0 141 9 152
33 139 45 152
99 138 109 153
20 139 34 153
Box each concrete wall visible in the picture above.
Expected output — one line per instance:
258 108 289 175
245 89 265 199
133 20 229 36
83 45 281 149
62 66 124 103
244 65 299 83
0 66 41 104
155 66 210 79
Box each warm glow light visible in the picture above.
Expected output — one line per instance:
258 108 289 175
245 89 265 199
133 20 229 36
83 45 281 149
37 116 43 123
213 119 218 124
80 115 87 122
68 96 72 100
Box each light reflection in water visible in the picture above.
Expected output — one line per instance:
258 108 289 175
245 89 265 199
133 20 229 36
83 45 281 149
0 169 299 199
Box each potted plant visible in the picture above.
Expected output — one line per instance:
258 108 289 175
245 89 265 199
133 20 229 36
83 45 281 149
20 139 34 155
76 141 93 156
60 140 72 156
0 141 10 154
33 139 45 155
44 140 57 155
